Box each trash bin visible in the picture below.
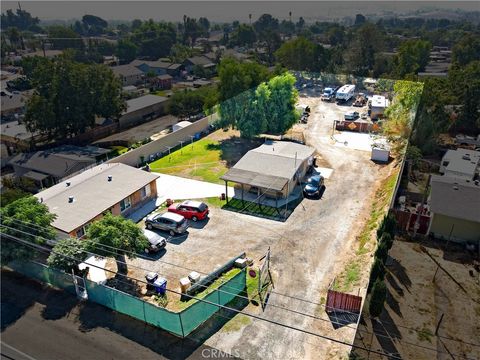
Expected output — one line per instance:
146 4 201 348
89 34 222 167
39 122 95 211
145 272 158 291
153 277 167 295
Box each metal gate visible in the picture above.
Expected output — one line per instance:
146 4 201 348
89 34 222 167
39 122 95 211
258 247 274 310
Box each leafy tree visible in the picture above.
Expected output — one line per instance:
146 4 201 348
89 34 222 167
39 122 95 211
254 14 279 35
393 39 432 77
345 23 385 76
230 24 256 47
47 238 89 273
369 279 387 317
377 213 397 239
0 196 56 266
448 61 480 134
82 14 108 35
367 258 385 293
1 8 40 31
131 20 176 59
263 30 282 65
452 34 480 66
379 232 394 251
406 145 423 169
47 25 83 50
326 25 345 46
275 37 329 72
86 213 149 274
0 188 29 207
6 27 21 49
183 17 203 47
131 19 142 30
169 86 218 118
116 39 138 64
198 17 210 35
374 240 389 265
25 57 125 140
264 73 298 134
169 44 194 63
383 80 424 141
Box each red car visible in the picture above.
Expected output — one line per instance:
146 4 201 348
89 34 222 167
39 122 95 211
168 200 209 221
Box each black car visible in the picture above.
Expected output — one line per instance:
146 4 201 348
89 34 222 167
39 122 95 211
303 175 325 197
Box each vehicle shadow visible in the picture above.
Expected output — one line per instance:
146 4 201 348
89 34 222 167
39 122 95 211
188 217 210 229
167 232 189 245
143 248 167 261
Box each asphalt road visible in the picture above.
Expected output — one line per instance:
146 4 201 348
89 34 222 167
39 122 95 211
1 270 237 360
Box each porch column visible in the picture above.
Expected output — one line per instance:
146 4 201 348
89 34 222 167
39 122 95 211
241 184 244 206
224 180 229 204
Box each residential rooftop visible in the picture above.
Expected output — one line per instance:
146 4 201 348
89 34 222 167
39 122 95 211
429 175 480 223
35 163 159 233
123 94 168 115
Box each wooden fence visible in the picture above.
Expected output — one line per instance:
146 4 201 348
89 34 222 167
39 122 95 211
326 289 363 314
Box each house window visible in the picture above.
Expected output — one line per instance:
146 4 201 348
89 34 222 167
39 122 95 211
141 184 151 199
76 227 85 238
120 196 131 212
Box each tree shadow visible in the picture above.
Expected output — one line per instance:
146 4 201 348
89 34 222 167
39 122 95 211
372 316 402 360
385 272 404 297
216 136 264 168
387 257 412 292
385 286 403 318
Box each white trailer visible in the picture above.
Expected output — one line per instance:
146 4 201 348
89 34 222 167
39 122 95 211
335 84 356 102
370 95 388 120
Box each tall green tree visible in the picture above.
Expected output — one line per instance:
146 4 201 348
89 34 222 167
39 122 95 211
131 20 177 59
369 279 387 317
393 39 432 77
0 196 56 266
452 34 480 66
345 23 385 75
230 24 256 47
1 8 40 31
275 37 329 72
47 25 83 50
116 39 138 64
86 213 149 274
24 57 125 140
47 238 89 273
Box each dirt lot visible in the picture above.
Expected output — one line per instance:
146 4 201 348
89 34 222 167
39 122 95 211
352 239 480 360
126 89 400 359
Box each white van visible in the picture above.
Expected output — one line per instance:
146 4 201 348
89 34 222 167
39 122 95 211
335 85 356 102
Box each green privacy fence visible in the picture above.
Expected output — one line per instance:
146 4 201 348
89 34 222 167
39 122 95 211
9 261 77 295
9 261 246 337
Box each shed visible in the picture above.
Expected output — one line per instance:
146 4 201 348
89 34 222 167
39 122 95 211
371 140 390 162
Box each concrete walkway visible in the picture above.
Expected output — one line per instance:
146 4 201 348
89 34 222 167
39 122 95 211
154 173 234 202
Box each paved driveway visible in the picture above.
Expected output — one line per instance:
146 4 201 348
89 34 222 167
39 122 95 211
154 173 234 202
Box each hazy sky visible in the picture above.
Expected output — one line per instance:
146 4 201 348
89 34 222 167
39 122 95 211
2 1 479 23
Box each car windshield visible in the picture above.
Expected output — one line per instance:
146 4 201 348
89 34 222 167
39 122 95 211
307 177 319 185
197 203 207 211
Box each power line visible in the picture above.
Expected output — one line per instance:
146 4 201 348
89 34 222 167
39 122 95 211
0 232 406 360
7 217 480 349
2 225 478 359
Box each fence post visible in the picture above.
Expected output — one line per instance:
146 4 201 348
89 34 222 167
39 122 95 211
179 312 185 338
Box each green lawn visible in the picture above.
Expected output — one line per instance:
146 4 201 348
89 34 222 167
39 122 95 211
148 137 228 184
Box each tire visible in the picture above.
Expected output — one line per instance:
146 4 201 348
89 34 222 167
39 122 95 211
146 223 152 230
192 216 198 222
169 230 176 236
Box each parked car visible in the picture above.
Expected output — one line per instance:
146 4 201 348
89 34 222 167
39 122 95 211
303 174 325 197
145 212 189 236
168 200 209 222
143 229 167 253
344 111 360 121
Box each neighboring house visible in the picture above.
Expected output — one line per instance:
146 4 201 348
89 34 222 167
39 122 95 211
221 140 315 206
149 74 173 90
111 65 144 86
0 90 32 121
0 119 43 155
428 175 480 243
35 163 159 238
119 94 169 128
183 56 216 73
131 59 183 78
208 30 225 46
439 149 480 180
8 145 110 189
